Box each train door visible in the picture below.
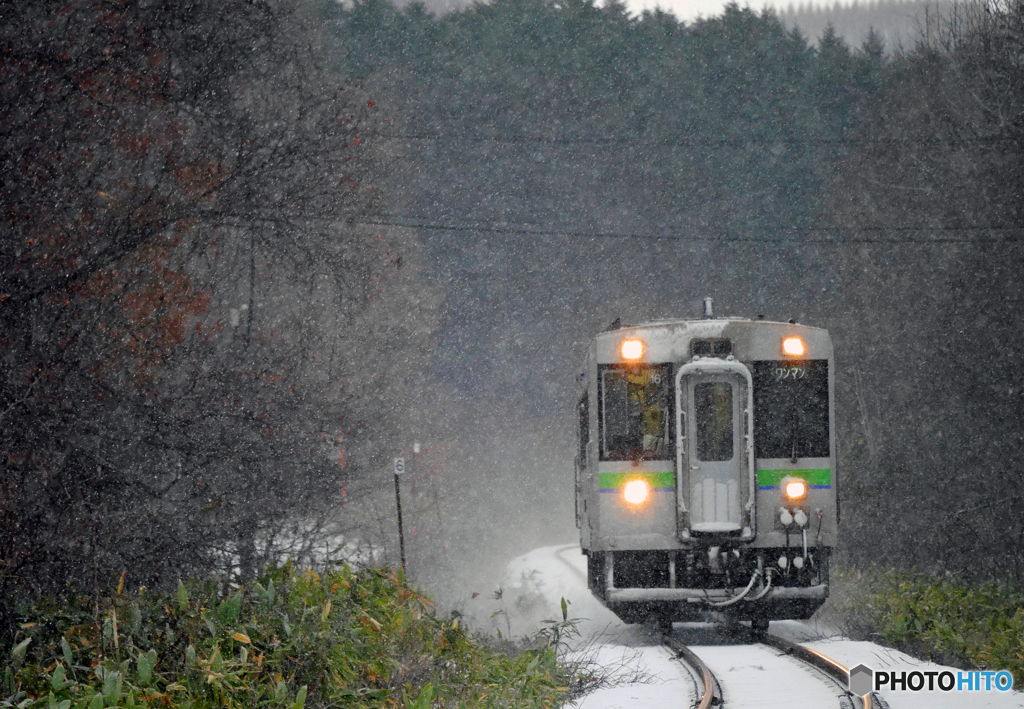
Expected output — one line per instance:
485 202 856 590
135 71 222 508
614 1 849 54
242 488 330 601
675 360 754 536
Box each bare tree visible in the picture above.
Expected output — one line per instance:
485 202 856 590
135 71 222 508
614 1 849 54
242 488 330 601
0 0 439 629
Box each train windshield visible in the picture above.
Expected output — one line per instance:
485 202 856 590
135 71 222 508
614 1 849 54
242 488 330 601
752 360 830 458
599 364 672 461
694 382 734 461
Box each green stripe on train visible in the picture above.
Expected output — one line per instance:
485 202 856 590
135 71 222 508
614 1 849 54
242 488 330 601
756 468 831 488
598 471 675 490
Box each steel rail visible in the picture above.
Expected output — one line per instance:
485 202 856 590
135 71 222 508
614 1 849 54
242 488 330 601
663 634 723 709
760 632 886 709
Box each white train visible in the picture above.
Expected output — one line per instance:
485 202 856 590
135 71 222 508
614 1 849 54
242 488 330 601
575 306 836 630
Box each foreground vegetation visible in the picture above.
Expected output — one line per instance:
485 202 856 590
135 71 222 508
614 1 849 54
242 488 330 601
1 563 569 709
822 567 1024 685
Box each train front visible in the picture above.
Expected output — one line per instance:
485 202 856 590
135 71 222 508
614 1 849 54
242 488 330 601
574 319 836 628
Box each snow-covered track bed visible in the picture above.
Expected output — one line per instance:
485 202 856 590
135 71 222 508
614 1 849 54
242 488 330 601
760 632 886 709
662 627 880 709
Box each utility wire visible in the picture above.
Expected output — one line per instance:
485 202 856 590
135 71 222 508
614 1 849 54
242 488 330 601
226 211 1024 244
359 217 1024 244
364 130 1020 147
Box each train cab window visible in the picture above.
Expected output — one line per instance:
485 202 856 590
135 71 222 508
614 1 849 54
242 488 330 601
752 360 830 458
694 382 734 461
599 364 672 461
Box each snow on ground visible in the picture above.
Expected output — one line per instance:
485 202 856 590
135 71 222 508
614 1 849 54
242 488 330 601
489 544 696 708
500 543 621 636
801 638 1024 709
568 642 696 709
498 544 1024 709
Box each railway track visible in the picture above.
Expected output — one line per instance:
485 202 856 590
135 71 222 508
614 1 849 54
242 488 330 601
546 546 885 707
663 629 889 709
663 633 723 709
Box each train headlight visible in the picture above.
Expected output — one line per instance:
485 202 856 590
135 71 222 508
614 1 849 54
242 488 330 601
782 336 805 357
785 480 807 499
623 479 650 505
781 476 808 503
620 338 644 361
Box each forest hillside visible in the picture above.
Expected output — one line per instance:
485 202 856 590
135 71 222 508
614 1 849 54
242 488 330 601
775 0 954 47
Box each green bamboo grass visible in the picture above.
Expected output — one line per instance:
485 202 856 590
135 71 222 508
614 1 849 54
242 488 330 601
821 567 1024 687
1 563 569 709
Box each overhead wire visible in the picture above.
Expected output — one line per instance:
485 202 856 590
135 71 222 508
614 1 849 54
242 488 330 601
357 217 1024 244
347 131 1023 244
364 130 1020 147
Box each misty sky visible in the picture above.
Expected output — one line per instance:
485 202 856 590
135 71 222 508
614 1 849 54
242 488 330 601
624 0 791 21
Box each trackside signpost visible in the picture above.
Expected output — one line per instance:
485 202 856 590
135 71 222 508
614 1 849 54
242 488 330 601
394 457 407 571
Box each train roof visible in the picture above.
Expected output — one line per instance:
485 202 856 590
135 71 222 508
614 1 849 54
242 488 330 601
587 318 832 366
597 317 828 334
